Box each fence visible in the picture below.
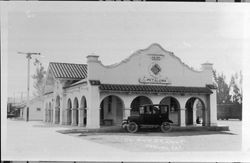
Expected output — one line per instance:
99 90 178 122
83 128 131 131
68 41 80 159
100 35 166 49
217 103 242 120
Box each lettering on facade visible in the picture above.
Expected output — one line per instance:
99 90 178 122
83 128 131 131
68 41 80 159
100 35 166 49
148 54 164 61
151 56 161 61
139 76 170 85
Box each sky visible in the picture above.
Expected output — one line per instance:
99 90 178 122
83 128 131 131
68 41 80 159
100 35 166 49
2 2 249 99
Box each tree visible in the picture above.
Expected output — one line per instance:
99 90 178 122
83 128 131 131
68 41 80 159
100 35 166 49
213 70 231 104
229 72 242 104
32 59 46 97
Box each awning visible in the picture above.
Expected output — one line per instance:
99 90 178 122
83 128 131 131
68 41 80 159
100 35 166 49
99 84 212 94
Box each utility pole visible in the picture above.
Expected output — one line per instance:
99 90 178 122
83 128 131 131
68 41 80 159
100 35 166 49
18 52 41 122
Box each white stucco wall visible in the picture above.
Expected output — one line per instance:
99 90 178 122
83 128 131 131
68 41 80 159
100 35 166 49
87 44 213 87
29 98 44 121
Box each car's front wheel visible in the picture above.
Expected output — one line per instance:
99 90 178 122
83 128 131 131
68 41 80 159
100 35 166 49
127 122 138 133
160 122 172 133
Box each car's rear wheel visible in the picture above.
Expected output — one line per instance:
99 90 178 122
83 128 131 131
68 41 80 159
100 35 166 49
127 122 138 133
160 122 172 133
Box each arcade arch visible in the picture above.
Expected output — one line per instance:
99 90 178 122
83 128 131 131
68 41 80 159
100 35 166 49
130 96 153 115
100 95 124 126
160 96 180 125
80 96 87 126
185 97 206 126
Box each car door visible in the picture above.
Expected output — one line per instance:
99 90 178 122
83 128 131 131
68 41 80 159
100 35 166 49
151 106 161 125
159 105 169 123
142 106 153 125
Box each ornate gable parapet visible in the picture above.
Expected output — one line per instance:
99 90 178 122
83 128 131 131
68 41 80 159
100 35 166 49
85 43 213 87
96 43 205 73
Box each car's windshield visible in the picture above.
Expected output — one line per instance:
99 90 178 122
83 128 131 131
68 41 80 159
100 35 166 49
131 105 169 115
160 105 168 114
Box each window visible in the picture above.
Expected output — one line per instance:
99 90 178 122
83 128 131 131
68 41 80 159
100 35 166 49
36 108 41 111
139 106 144 114
144 106 150 114
161 106 168 114
152 106 159 114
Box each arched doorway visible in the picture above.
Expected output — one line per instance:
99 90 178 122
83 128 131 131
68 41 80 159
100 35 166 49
73 97 79 125
100 95 124 126
160 96 180 126
130 96 152 115
80 96 87 126
185 97 206 126
55 96 60 124
67 99 72 125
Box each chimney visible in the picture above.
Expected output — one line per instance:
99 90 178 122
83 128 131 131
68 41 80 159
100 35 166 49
86 54 100 80
201 62 213 84
87 55 99 63
201 62 213 71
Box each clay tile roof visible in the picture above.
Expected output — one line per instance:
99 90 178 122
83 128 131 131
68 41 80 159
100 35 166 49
49 62 87 79
99 84 213 94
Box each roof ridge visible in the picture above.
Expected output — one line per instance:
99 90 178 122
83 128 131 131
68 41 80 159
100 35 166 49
100 83 207 88
49 62 87 66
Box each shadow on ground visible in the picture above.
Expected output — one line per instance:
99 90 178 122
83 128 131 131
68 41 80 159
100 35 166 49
77 129 236 137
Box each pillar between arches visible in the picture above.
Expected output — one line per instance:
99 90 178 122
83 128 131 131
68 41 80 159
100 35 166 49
71 108 77 126
51 108 54 123
180 108 186 127
45 109 48 122
177 96 188 127
65 109 71 125
62 109 67 125
55 107 60 124
50 109 53 123
48 109 51 122
78 107 84 127
123 108 131 119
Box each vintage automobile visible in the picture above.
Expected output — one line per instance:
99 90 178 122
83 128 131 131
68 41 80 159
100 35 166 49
122 104 173 133
7 113 16 119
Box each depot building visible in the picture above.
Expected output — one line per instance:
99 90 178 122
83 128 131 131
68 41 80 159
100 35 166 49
43 43 217 128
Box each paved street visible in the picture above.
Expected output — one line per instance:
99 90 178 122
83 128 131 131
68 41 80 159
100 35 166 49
3 119 242 161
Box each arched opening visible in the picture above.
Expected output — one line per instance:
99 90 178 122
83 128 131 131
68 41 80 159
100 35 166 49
130 96 152 116
160 96 180 126
80 96 87 126
185 97 206 126
67 99 72 125
55 96 60 124
49 102 52 123
73 97 79 125
100 95 124 126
